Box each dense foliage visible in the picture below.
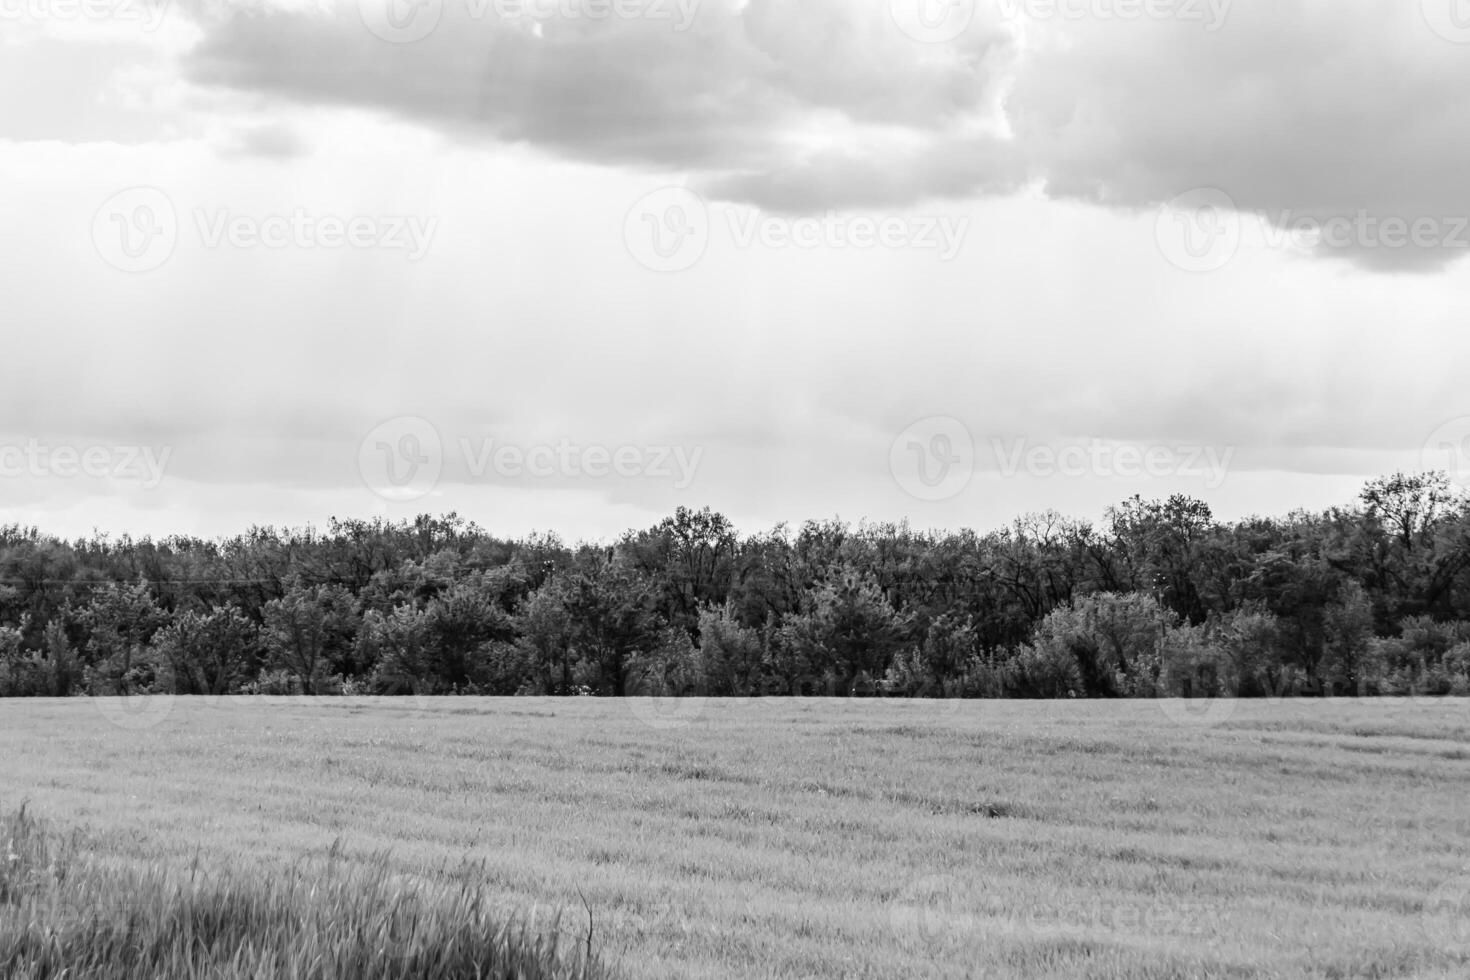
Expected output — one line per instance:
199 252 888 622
3 472 1470 700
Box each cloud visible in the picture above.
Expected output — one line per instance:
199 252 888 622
182 0 1022 204
179 0 1470 270
1004 3 1470 270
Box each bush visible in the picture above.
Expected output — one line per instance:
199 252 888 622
1025 593 1172 697
1157 624 1236 699
241 669 304 696
1008 643 1082 698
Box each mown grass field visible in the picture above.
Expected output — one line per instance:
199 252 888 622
2 696 1469 979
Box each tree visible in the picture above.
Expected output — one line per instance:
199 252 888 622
262 581 359 694
622 507 737 631
513 579 577 695
563 557 661 696
1320 580 1376 695
1029 592 1173 697
152 605 259 695
358 604 433 695
421 579 515 690
696 602 764 696
774 567 910 695
78 580 167 694
1206 604 1286 697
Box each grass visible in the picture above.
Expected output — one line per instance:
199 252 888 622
0 804 610 979
1 696 1469 978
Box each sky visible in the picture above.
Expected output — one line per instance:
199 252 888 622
4 0 1470 543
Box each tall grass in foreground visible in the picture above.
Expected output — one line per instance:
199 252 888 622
0 805 613 980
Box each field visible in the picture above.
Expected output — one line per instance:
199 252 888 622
2 696 1469 979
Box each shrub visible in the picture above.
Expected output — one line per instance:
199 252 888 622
1157 624 1236 699
1009 643 1082 698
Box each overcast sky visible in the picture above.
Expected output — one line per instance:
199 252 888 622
5 0 1470 542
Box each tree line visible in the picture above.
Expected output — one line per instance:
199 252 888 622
3 472 1470 701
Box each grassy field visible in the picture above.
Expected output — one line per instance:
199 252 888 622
2 695 1468 979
